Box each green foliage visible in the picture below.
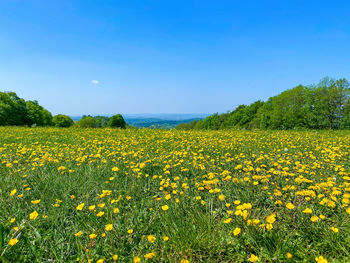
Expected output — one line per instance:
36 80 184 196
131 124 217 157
177 77 350 130
26 101 52 126
75 115 97 128
0 92 28 125
94 116 110 128
52 114 74 128
108 114 126 128
0 92 52 126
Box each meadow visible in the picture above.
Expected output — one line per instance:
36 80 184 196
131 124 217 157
1 127 350 262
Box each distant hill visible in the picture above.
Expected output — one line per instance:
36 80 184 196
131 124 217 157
125 117 202 129
70 114 210 129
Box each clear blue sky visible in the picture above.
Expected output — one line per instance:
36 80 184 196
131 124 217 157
1 0 350 115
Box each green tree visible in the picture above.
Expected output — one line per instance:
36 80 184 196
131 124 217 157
26 100 52 126
94 116 110 127
75 115 97 128
52 114 74 127
0 92 28 125
108 114 126 128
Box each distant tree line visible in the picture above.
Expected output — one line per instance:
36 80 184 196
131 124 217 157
0 91 126 128
176 77 350 130
74 114 126 128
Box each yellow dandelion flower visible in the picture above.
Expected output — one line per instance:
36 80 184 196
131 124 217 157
249 254 258 262
29 211 39 220
302 208 312 214
76 203 85 211
315 256 328 263
310 216 319 222
286 203 295 210
10 189 17 196
8 238 19 246
89 233 97 239
31 199 41 205
105 224 113 231
233 227 241 236
74 231 83 237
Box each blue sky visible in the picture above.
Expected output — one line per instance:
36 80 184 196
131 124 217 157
1 0 350 115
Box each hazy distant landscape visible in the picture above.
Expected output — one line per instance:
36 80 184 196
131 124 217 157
71 114 210 128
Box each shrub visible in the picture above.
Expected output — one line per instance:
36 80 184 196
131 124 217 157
108 114 126 128
52 114 74 127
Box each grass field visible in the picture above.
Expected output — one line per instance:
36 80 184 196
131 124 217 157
1 127 350 262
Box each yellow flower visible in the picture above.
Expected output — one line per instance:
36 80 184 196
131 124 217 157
31 199 41 205
10 218 15 223
233 227 241 236
112 167 120 172
140 162 146 169
310 216 319 222
286 203 295 210
302 208 312 214
8 238 19 246
218 194 225 201
330 226 339 233
266 223 273 230
76 203 85 211
97 211 105 217
266 214 276 224
74 231 83 237
127 229 134 234
29 211 39 220
180 259 189 263
113 208 120 213
147 235 156 243
10 189 17 196
286 252 293 259
315 256 328 263
163 235 169 241
97 259 104 263
249 254 258 262
133 256 141 263
89 233 97 239
105 224 113 231
161 205 169 211
112 255 118 260
224 218 232 224
144 252 155 259
89 205 96 210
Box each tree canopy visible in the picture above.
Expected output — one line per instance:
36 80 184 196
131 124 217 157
52 114 74 128
176 77 350 130
0 92 52 126
108 114 127 128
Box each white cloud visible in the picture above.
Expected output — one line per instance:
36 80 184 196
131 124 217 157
91 80 99 84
